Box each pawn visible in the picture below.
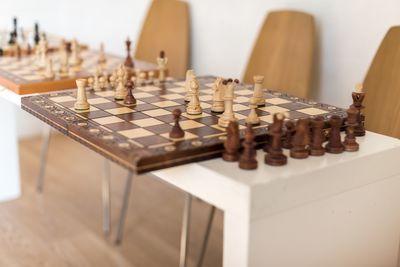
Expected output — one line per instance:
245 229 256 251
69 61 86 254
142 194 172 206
223 121 240 162
44 58 54 79
290 119 310 159
169 109 185 139
265 113 287 166
343 107 359 152
245 97 260 125
325 115 345 153
239 124 258 170
282 120 295 149
124 80 136 106
74 78 90 110
310 116 325 156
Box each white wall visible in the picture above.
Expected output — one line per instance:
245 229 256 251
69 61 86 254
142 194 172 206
1 0 399 138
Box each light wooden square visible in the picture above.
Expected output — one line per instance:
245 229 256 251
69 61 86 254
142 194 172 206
93 116 124 125
173 81 186 87
88 98 111 105
70 106 99 113
152 100 180 108
265 97 291 105
51 96 76 103
178 120 205 130
258 105 289 114
233 104 249 112
204 82 215 87
161 94 185 100
143 109 171 117
235 113 248 120
181 112 211 119
135 92 154 99
132 118 164 127
137 86 162 92
199 95 213 101
200 102 212 109
297 107 328 116
168 87 186 93
201 89 214 95
259 115 274 124
106 107 135 115
234 96 250 103
118 128 154 139
235 89 254 96
95 91 115 97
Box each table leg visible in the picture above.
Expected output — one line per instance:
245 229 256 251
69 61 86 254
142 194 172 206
115 171 134 244
102 159 111 235
36 125 51 192
180 193 192 267
0 97 20 202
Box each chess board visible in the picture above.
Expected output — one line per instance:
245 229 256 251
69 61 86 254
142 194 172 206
0 50 156 95
21 76 347 174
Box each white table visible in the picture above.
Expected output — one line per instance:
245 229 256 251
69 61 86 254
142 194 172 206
3 87 400 266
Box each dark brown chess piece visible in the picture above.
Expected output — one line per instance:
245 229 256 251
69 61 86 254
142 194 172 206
124 80 136 106
265 114 287 166
239 124 258 170
223 121 241 161
325 115 345 153
169 109 185 139
310 116 325 156
290 119 310 159
124 38 134 69
343 107 359 152
351 84 366 136
282 120 295 149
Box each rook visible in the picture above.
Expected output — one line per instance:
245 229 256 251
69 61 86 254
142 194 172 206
325 115 344 153
74 79 90 110
343 107 359 152
310 116 325 156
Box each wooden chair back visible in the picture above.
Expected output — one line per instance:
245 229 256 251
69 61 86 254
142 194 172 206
243 10 316 98
363 26 400 138
135 0 189 78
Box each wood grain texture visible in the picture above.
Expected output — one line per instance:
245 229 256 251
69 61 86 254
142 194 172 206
363 26 400 138
243 10 316 98
0 135 222 266
134 0 190 79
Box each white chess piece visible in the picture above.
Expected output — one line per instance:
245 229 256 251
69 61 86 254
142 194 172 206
211 77 225 113
44 58 54 79
157 51 168 82
218 80 238 128
253 75 265 106
184 69 195 102
74 79 90 110
186 76 202 115
37 34 48 69
246 97 260 125
148 71 155 84
136 72 146 86
114 64 128 100
92 67 102 91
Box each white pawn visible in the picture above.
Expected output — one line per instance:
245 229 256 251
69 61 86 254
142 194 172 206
186 76 202 115
211 77 225 113
74 79 90 110
245 97 260 125
115 65 127 100
253 75 265 106
218 80 238 128
44 58 54 79
184 69 195 102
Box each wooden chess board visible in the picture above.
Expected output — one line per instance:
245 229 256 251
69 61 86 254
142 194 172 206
21 76 347 174
0 50 156 95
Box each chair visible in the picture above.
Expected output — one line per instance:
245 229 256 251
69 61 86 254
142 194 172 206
135 0 190 78
243 10 316 98
363 26 400 138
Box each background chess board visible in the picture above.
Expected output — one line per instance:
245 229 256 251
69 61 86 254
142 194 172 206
0 50 156 95
21 76 347 173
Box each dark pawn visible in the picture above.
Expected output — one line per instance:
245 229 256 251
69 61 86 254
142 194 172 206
343 107 359 152
124 38 134 69
124 80 136 106
239 124 258 170
169 109 185 139
223 121 240 162
282 120 295 149
325 115 344 153
290 119 310 159
265 114 287 166
34 22 40 45
310 116 325 156
351 86 366 136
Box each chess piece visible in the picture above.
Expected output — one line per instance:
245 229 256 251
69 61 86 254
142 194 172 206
282 120 295 149
44 58 54 79
74 79 90 110
169 109 185 139
265 113 287 166
148 71 155 84
69 39 82 71
325 115 344 154
309 116 325 156
184 69 195 102
211 77 225 113
12 17 18 39
109 70 118 89
92 66 102 91
157 50 168 82
186 76 202 115
98 42 107 66
351 83 366 136
290 119 310 159
37 34 48 69
136 71 146 86
343 107 359 152
124 80 136 106
34 22 40 45
218 80 238 128
223 121 240 161
253 75 265 106
124 38 134 69
239 124 258 170
245 97 260 125
115 64 128 100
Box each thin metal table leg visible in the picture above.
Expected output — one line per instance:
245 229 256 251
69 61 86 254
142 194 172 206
180 193 193 267
102 159 111 235
37 125 51 193
115 171 134 245
197 205 216 267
